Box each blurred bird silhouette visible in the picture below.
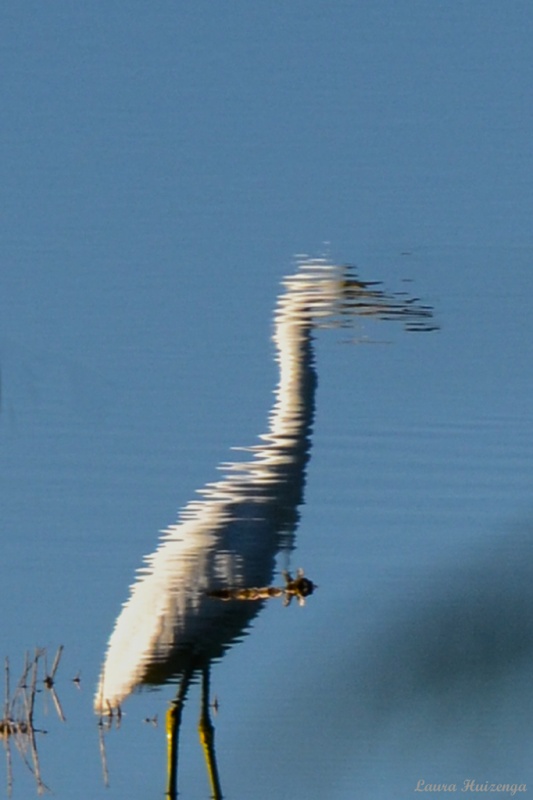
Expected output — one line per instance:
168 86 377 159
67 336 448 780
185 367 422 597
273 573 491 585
94 257 435 797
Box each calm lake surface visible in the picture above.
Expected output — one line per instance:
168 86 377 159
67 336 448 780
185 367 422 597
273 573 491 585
1 248 532 798
1 3 533 797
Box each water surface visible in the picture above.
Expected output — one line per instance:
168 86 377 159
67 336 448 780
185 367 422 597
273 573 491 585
2 249 533 798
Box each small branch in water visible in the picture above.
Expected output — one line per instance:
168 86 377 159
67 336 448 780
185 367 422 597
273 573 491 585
41 645 66 723
1 648 66 796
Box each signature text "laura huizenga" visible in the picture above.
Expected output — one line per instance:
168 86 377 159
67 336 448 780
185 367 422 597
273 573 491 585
415 779 526 796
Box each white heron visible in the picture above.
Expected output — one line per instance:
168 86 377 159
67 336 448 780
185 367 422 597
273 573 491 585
94 258 435 797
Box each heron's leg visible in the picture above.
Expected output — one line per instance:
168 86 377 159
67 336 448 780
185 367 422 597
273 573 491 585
166 667 193 800
198 665 223 800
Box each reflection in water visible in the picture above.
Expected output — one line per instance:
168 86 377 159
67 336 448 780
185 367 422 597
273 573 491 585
1 647 66 796
281 526 533 796
207 568 316 606
94 258 436 796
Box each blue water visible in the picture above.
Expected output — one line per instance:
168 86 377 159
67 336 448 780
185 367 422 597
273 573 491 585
1 248 533 798
1 3 533 797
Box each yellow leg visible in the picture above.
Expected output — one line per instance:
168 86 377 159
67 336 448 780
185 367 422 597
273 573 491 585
165 669 193 800
198 666 223 800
